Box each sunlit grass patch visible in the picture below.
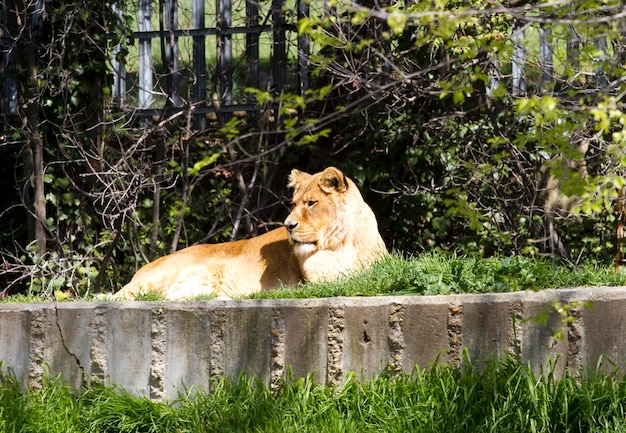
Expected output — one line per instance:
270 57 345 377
3 252 624 303
3 356 626 432
251 252 626 299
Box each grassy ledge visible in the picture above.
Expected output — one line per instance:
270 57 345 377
3 252 626 302
250 252 626 300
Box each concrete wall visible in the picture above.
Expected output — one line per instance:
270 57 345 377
1 287 625 399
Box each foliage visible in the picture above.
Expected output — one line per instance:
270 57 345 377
295 0 626 260
1 0 626 297
3 358 626 432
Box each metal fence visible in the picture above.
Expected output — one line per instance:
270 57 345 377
0 4 619 128
493 19 613 97
109 0 311 129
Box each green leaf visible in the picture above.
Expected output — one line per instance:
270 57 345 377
387 13 407 35
190 153 220 176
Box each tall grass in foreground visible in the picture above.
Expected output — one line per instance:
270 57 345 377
252 253 626 299
2 358 626 432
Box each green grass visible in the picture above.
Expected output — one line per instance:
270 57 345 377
250 252 626 299
3 357 626 432
3 253 625 303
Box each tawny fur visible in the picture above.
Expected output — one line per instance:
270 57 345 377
284 166 387 282
114 166 387 300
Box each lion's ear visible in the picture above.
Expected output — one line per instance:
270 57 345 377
288 169 311 189
319 167 348 194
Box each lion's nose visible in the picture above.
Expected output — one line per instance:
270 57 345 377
284 219 298 232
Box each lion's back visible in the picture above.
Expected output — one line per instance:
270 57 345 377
115 228 301 300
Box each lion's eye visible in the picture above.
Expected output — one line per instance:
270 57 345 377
307 200 318 208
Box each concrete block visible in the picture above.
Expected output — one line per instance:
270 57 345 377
461 295 515 366
580 298 626 374
221 302 273 385
43 303 95 389
402 299 449 372
3 287 626 398
164 305 211 398
0 305 31 385
282 300 328 383
342 300 390 381
105 303 153 395
519 296 568 377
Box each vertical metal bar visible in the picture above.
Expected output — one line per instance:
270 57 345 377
138 0 153 109
192 0 206 130
137 1 152 111
538 23 552 93
486 54 500 97
218 0 233 106
1 0 19 115
246 0 259 92
511 19 526 97
566 26 580 71
111 47 126 108
566 25 580 87
297 0 309 95
164 0 181 106
111 3 126 108
272 0 286 95
246 0 259 118
595 36 608 90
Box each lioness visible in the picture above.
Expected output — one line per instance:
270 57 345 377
114 166 387 300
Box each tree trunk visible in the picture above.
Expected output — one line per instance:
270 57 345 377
19 0 47 255
150 134 165 257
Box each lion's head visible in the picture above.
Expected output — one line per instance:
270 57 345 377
284 166 387 282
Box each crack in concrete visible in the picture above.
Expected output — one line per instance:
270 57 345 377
53 303 85 378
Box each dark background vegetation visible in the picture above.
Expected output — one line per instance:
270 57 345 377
0 0 625 297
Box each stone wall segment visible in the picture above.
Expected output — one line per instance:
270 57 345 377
104 302 153 396
220 300 274 385
0 287 626 399
458 293 518 368
282 298 329 384
44 303 95 389
0 304 32 386
518 295 568 377
578 297 626 375
163 303 212 398
401 298 450 373
341 298 392 382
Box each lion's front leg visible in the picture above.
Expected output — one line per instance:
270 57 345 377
299 247 358 283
